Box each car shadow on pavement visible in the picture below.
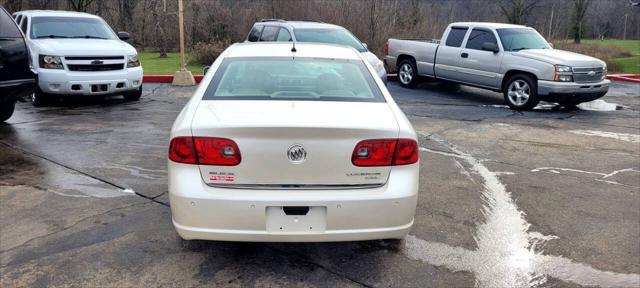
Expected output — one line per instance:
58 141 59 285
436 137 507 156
180 238 398 284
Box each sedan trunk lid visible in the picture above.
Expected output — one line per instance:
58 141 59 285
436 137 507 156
191 100 399 188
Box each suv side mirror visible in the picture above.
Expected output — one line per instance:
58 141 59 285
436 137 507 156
481 42 499 53
203 66 210 74
548 42 554 48
117 31 130 41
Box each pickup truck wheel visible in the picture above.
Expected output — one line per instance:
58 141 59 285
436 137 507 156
31 88 51 107
123 86 143 101
0 101 16 122
504 74 539 110
398 59 418 88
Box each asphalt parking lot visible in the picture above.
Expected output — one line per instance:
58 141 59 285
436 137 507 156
1 80 639 287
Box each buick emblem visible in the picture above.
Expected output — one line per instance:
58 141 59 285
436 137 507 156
287 145 307 164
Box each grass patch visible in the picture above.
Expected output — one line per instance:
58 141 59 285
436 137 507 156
581 39 640 54
139 52 206 75
553 39 639 74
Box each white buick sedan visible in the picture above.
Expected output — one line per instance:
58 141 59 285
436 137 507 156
168 42 419 242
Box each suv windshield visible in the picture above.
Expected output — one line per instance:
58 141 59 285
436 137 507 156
293 28 367 52
30 16 116 39
204 57 384 102
497 28 550 52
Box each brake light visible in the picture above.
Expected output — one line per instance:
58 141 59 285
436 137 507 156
169 137 197 164
194 137 241 166
384 41 389 55
352 138 419 167
169 137 241 166
352 139 397 166
394 139 419 165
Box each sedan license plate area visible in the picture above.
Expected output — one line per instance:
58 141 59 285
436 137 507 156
266 206 326 233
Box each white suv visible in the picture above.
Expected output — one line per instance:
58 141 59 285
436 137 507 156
12 10 143 106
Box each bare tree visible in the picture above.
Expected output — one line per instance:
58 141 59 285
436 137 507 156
67 0 93 12
499 0 540 25
151 0 168 57
571 0 591 43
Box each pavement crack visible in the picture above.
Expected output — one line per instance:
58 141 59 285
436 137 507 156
264 244 373 288
0 141 169 207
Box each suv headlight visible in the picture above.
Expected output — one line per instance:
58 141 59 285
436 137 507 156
39 55 63 69
127 54 140 68
554 64 573 82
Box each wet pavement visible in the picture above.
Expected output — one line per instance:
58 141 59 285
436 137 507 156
1 80 639 287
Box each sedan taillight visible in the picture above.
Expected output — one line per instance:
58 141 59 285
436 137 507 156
169 137 241 166
352 139 419 167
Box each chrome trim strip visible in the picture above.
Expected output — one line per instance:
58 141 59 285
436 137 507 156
206 183 385 190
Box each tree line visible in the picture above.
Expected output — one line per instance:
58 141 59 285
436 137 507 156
3 0 639 56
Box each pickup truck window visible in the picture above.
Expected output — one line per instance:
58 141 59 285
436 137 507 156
465 29 497 51
30 17 116 39
497 28 551 52
445 27 468 47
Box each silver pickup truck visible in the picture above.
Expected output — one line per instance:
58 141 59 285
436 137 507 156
385 22 610 110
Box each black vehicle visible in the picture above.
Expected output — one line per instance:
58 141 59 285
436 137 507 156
0 6 36 122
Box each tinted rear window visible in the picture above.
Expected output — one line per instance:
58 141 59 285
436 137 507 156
203 57 384 102
0 9 22 38
445 27 467 47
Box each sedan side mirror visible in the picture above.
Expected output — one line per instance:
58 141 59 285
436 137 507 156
362 42 368 50
117 31 130 41
481 42 499 53
203 66 210 74
548 42 554 48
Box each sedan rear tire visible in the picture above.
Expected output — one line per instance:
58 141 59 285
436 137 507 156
397 59 419 88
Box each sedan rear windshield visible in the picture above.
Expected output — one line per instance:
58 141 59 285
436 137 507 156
30 16 116 39
203 57 384 102
293 28 367 52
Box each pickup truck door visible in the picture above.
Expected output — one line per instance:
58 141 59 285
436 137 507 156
457 28 502 88
434 26 468 80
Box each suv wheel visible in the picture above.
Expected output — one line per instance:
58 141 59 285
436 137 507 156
397 59 419 88
124 86 143 101
32 88 50 107
504 74 539 110
0 101 16 122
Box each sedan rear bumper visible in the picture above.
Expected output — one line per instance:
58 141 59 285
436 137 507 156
169 162 419 242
